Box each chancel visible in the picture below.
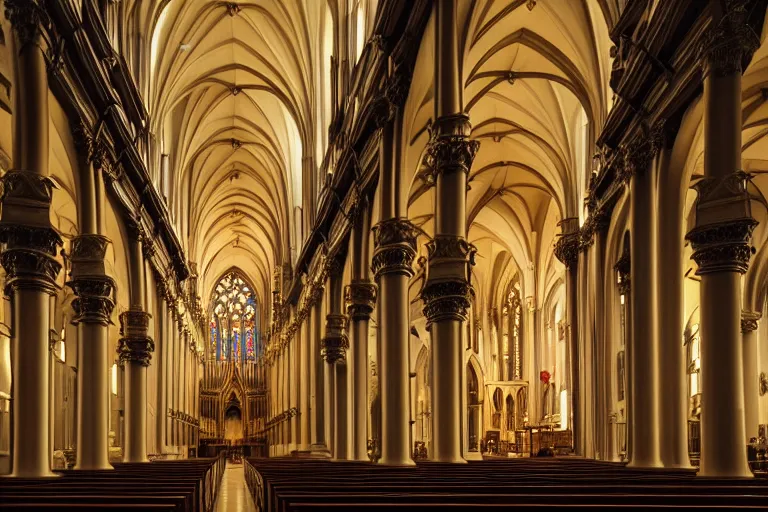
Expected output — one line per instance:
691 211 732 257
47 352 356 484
1 0 768 510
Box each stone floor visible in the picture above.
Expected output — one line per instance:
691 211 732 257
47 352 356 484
214 462 257 511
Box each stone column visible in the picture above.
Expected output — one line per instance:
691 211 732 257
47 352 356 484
686 4 758 478
623 131 663 469
323 263 348 460
309 286 330 456
554 221 580 450
157 287 169 452
742 313 760 441
68 124 116 470
346 281 376 460
298 299 311 452
2 0 63 478
422 0 479 464
289 319 299 453
614 249 631 461
118 219 154 463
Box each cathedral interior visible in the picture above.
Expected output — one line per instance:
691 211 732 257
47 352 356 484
1 0 768 510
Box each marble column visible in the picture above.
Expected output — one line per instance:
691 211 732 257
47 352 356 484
742 313 760 441
298 299 312 452
118 219 154 463
68 124 116 470
687 5 758 477
346 281 376 460
2 0 63 478
422 0 479 464
554 221 580 452
309 287 330 456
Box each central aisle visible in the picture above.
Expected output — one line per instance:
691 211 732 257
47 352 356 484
214 462 257 511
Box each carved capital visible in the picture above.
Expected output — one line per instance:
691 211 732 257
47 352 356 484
68 276 115 325
73 122 109 170
118 308 154 366
426 235 476 263
422 280 472 325
687 218 757 274
372 218 418 279
425 115 479 176
741 314 759 333
700 2 760 78
0 225 62 293
554 232 580 269
1 169 56 204
617 121 669 184
3 0 49 49
345 281 377 320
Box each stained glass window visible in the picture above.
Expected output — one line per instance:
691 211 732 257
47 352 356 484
209 271 259 364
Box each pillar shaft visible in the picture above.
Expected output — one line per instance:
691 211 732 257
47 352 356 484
346 281 376 460
687 6 758 477
742 315 760 441
628 146 661 468
3 0 62 478
555 229 579 449
309 295 329 455
299 311 311 451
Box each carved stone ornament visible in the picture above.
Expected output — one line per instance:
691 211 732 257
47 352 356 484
321 333 349 363
345 280 377 320
371 218 419 279
741 317 759 333
687 218 757 275
68 276 116 326
4 0 50 49
117 308 155 366
617 121 668 184
0 220 62 293
760 372 768 397
73 122 109 170
554 232 580 269
427 235 477 264
421 280 472 325
699 1 760 78
424 118 480 176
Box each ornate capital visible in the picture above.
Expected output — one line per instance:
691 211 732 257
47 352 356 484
1 169 56 205
687 219 756 274
68 276 115 325
118 308 154 366
4 0 50 49
425 115 480 176
617 121 668 184
700 2 760 78
73 122 109 170
372 218 418 279
422 280 472 325
345 280 377 320
554 232 580 269
741 312 760 333
0 225 62 293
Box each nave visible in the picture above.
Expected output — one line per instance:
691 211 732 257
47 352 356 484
2 0 768 510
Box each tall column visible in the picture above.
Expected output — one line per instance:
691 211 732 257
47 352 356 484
614 249 632 462
554 222 580 453
323 264 349 460
68 124 116 470
624 131 663 469
372 69 417 464
118 219 154 463
742 313 760 441
289 318 299 453
346 279 376 460
157 289 168 452
309 286 330 456
687 3 758 478
422 0 479 463
2 0 63 478
298 298 311 452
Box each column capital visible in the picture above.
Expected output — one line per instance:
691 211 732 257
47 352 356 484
554 231 580 270
73 121 110 170
67 234 115 325
118 308 154 366
371 218 419 279
322 314 349 363
422 280 472 325
700 2 760 78
741 311 761 333
3 0 50 49
345 280 377 320
617 120 669 184
424 116 480 177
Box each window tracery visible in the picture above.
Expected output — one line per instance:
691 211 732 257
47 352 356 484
209 272 259 363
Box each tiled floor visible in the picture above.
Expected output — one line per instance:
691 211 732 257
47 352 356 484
214 463 257 511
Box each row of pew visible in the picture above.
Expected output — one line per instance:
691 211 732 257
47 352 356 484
245 456 768 511
0 455 226 511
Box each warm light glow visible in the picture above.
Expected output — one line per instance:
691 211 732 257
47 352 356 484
111 363 117 395
58 340 65 362
620 294 625 305
560 390 568 431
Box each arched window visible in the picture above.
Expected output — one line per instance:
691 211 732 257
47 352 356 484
209 271 259 363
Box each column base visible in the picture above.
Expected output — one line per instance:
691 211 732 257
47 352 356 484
292 450 313 458
465 451 483 461
5 471 60 479
309 444 331 458
430 456 467 464
74 462 114 471
626 458 663 469
378 457 416 466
